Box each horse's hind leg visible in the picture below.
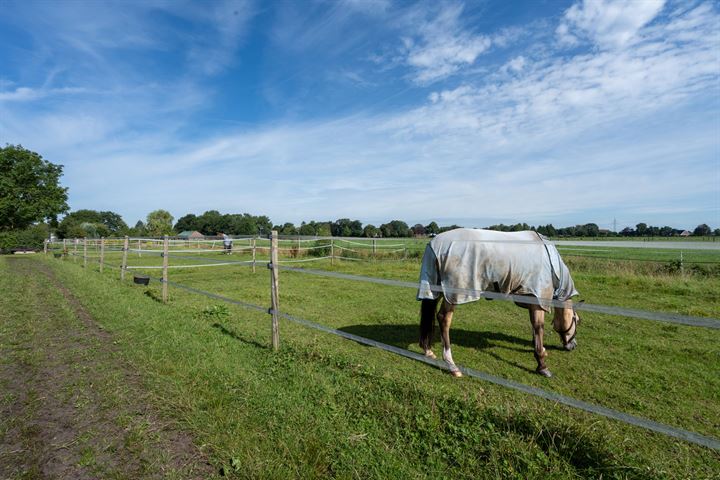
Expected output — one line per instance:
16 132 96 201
529 306 551 377
419 298 439 359
438 300 462 377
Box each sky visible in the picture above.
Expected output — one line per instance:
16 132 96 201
1 0 718 231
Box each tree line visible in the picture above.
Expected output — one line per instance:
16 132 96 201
1 144 718 251
484 222 719 237
50 211 720 240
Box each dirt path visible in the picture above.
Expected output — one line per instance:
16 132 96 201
0 257 217 479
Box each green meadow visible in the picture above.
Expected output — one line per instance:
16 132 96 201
9 241 720 478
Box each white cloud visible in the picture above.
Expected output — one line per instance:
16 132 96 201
402 2 491 84
504 56 526 73
0 87 42 102
557 0 666 49
0 86 87 102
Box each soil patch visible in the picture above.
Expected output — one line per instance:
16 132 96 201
0 257 217 479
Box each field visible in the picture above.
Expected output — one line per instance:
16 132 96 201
3 238 720 478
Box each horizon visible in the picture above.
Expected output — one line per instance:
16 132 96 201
2 0 718 231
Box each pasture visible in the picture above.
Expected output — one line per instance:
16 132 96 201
10 238 720 478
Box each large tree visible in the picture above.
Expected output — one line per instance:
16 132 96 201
146 209 174 237
57 209 128 238
197 210 225 235
0 145 68 230
380 220 411 238
693 224 711 236
331 218 363 237
174 213 200 232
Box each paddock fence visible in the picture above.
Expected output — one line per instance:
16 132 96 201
44 233 720 451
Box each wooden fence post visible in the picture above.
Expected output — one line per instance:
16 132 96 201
121 236 129 281
63 238 67 257
252 237 257 273
137 239 141 257
99 237 105 273
74 239 78 262
680 251 684 276
269 230 280 351
330 238 334 266
162 235 169 303
44 239 48 254
83 238 87 268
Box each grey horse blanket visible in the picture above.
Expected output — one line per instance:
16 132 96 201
417 229 578 311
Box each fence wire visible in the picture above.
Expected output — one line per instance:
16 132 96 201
278 265 720 329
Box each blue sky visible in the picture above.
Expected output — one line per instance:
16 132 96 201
1 0 718 231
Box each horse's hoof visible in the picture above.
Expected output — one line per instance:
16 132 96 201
564 339 577 351
450 370 463 378
537 368 552 378
425 351 437 359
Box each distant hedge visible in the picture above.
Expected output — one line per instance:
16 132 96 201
0 224 48 253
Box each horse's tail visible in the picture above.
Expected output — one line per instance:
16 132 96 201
419 298 439 351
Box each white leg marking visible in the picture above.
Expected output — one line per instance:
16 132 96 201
443 347 462 377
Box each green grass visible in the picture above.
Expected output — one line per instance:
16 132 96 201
23 249 720 478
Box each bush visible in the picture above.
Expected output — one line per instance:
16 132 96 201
0 224 49 253
306 240 331 258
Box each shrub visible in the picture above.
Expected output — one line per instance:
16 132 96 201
0 224 49 253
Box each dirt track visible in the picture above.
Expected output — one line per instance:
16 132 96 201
0 257 216 479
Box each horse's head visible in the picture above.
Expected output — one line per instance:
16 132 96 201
553 301 580 351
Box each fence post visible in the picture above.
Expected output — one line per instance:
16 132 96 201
680 251 684 276
252 237 257 273
74 239 78 262
137 239 141 257
162 235 169 303
269 230 280 351
63 238 67 257
330 238 334 266
99 237 105 273
121 236 129 281
372 238 376 257
44 239 48 254
83 238 88 268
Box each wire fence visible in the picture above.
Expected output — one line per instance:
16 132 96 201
44 234 720 450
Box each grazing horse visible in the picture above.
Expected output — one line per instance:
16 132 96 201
417 228 580 377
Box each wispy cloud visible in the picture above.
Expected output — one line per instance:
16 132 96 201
400 2 491 84
0 86 88 102
557 0 667 49
183 0 256 75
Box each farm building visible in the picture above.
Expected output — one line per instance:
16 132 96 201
177 230 204 239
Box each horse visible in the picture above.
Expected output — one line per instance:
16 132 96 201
417 228 580 378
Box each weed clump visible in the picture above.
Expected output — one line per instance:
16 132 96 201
196 304 230 321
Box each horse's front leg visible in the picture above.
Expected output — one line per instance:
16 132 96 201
529 306 551 377
438 300 462 377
